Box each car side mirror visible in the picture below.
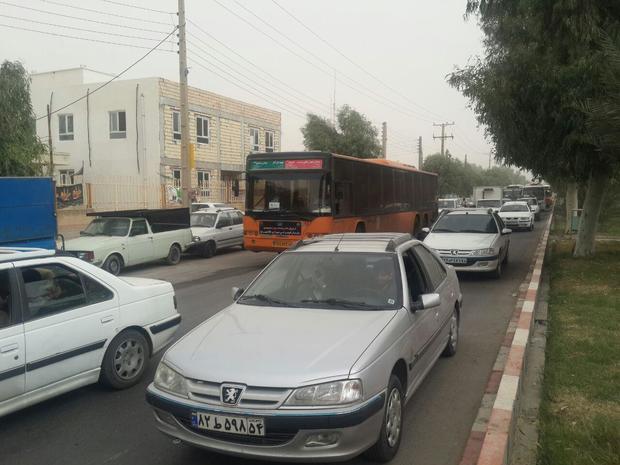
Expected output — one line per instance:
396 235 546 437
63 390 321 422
232 287 244 301
411 293 441 312
502 228 512 235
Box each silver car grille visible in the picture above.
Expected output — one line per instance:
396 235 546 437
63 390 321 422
187 379 292 409
435 249 472 256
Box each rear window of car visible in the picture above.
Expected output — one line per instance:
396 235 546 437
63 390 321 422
500 204 529 212
432 213 498 234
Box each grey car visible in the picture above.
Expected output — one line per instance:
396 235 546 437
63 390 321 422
146 233 463 462
187 208 244 258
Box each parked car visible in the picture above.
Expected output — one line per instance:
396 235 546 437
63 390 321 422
191 202 231 212
0 248 181 418
65 209 192 275
475 198 502 212
498 201 534 231
188 208 244 258
422 209 511 278
518 197 541 220
438 198 459 214
146 233 462 462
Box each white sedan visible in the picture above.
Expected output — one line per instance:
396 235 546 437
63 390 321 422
422 209 511 278
0 248 181 418
499 201 534 231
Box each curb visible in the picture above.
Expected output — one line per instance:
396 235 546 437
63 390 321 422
459 212 554 465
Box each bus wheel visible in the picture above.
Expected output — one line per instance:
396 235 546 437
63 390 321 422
355 223 366 233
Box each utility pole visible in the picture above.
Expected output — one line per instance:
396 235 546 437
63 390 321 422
178 0 191 207
464 153 468 166
417 136 423 169
381 122 387 159
488 152 492 169
332 70 336 128
46 103 53 177
432 121 454 157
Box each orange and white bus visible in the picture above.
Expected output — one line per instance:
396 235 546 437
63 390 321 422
243 152 438 252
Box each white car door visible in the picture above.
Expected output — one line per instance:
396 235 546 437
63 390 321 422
215 212 235 248
17 261 119 392
493 213 510 259
125 219 154 265
231 211 244 246
0 264 25 405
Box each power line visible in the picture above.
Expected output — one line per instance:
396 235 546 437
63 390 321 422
41 0 171 26
186 19 329 111
0 13 167 42
187 34 329 117
100 0 174 15
0 1 169 34
35 27 178 121
188 57 307 120
0 22 176 51
270 0 446 121
228 0 435 123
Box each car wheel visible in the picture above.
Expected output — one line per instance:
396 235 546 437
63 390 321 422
100 329 149 389
492 259 503 279
166 244 182 265
201 241 216 258
103 254 122 276
502 247 509 264
530 221 534 231
442 308 459 357
365 374 404 463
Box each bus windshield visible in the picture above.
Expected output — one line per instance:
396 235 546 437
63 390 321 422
522 186 544 200
246 173 331 215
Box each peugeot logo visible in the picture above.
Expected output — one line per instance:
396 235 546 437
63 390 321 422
221 384 244 405
451 249 459 256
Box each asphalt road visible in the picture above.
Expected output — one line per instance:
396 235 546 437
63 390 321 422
0 220 545 465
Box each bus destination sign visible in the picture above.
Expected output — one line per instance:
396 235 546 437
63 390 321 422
250 159 323 170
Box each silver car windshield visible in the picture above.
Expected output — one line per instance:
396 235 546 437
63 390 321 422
238 252 402 310
81 218 130 237
432 214 498 234
191 213 217 227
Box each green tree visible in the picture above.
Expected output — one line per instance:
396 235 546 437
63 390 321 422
0 61 46 176
301 105 381 158
450 1 620 256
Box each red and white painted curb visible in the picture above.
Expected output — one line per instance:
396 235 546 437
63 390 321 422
460 213 553 465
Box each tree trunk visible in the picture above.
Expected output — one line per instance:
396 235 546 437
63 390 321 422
573 170 610 257
564 182 578 234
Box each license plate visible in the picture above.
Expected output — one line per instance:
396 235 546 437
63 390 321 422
442 257 468 264
273 240 290 248
191 412 265 436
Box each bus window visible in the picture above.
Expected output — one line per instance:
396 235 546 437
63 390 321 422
246 173 330 214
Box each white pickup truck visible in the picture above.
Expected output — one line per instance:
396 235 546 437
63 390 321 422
65 209 192 275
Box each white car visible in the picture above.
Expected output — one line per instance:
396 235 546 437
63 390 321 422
422 209 511 278
518 197 541 220
188 208 244 258
438 198 459 214
475 199 502 212
499 201 534 231
191 202 231 212
0 248 181 418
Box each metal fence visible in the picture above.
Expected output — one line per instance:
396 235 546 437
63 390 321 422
86 176 161 211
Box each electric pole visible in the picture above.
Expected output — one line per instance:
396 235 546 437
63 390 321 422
46 103 54 177
433 121 454 157
178 0 191 207
464 154 468 166
381 122 387 159
417 136 423 169
488 152 492 169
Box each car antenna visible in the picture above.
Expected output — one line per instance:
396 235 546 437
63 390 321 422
334 233 345 252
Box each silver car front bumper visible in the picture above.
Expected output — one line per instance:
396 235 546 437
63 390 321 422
146 385 385 462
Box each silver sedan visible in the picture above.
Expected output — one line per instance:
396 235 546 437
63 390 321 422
146 233 463 462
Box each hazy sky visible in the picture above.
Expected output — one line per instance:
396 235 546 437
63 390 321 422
1 0 493 167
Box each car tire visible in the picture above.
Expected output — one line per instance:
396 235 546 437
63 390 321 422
103 254 123 276
365 374 404 463
100 329 149 390
166 244 182 265
201 241 216 258
502 247 509 265
492 259 503 279
442 308 459 357
530 221 534 231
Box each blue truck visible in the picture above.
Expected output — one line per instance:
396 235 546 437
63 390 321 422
0 177 58 250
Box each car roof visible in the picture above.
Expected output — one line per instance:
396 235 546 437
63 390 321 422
501 201 529 206
289 233 417 253
0 247 55 263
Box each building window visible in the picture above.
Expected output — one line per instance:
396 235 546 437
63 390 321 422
58 114 74 141
197 170 210 197
196 116 210 144
265 130 274 152
109 110 126 139
250 128 260 152
172 110 181 141
172 169 181 188
59 169 75 186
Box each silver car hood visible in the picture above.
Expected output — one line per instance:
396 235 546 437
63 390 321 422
165 304 398 387
424 232 496 250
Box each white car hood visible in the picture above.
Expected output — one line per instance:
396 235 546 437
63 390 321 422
65 236 121 251
424 232 495 250
165 304 398 387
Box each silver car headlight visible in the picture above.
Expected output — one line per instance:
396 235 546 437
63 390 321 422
192 235 201 242
472 248 496 256
154 362 188 397
285 380 363 407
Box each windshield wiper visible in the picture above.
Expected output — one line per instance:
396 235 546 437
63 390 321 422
300 298 383 310
432 228 456 232
238 294 298 307
459 229 490 233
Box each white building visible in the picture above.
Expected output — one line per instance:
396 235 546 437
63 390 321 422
31 67 281 211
